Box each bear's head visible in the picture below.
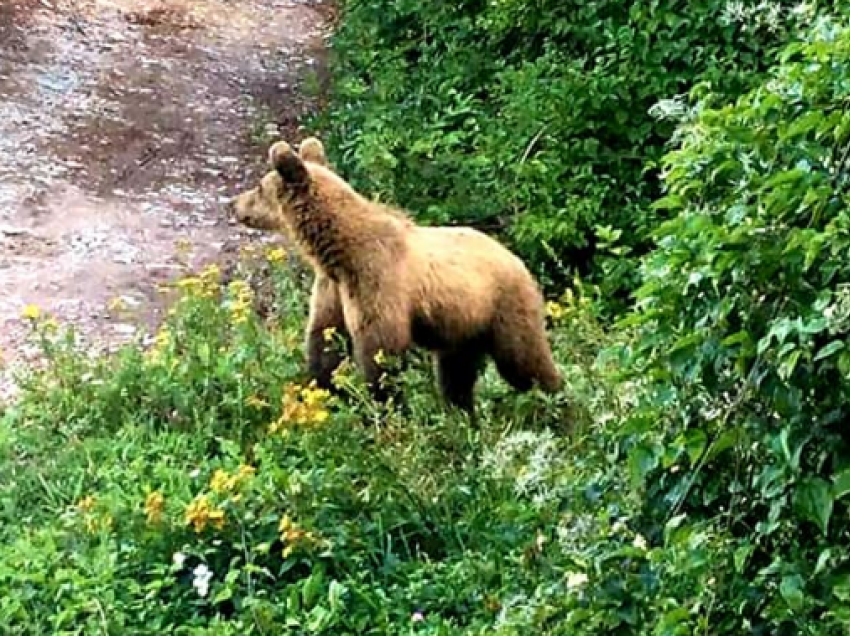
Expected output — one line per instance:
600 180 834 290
227 137 328 231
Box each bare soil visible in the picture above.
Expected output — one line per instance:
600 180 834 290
0 0 331 400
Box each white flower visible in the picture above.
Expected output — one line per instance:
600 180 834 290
633 534 648 550
719 0 747 25
565 571 589 589
481 429 565 507
648 96 688 122
192 563 214 598
172 552 186 569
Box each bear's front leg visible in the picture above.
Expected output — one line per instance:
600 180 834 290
305 273 350 389
351 321 412 405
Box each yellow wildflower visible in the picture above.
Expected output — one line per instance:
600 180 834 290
84 513 114 535
175 263 221 299
176 275 203 292
373 349 386 366
236 464 256 481
21 304 41 320
145 327 173 364
267 247 287 264
107 297 126 313
546 301 565 321
184 494 226 533
144 491 165 525
278 514 318 558
245 395 270 409
227 279 254 325
200 263 221 283
209 464 255 496
270 382 331 432
210 469 237 494
77 495 96 513
322 326 337 343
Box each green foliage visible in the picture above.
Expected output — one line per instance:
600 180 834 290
316 0 814 308
8 11 850 632
622 16 850 633
0 247 627 634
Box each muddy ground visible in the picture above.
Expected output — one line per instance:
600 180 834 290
0 0 332 400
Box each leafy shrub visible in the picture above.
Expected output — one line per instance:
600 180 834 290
316 0 816 308
620 16 850 633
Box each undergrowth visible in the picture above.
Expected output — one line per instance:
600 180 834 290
0 245 632 635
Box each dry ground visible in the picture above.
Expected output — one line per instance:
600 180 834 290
0 0 331 399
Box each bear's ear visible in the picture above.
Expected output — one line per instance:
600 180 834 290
299 137 329 167
268 141 310 188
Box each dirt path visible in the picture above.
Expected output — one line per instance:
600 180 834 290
0 0 330 400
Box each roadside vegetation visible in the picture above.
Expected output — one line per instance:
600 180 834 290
2 2 850 634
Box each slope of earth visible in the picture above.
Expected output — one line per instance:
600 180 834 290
0 0 330 400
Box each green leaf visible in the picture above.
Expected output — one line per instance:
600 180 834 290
814 340 845 362
814 549 832 576
652 194 684 211
778 349 802 381
793 477 834 535
779 574 805 612
628 443 660 487
839 351 850 377
733 544 753 573
683 429 708 464
832 468 850 500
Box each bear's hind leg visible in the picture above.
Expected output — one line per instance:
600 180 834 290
491 311 562 394
435 347 487 414
305 274 350 389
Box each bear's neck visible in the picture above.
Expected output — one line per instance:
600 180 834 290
288 190 361 282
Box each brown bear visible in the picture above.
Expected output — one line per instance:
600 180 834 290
227 137 562 415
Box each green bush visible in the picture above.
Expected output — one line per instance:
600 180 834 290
317 0 814 309
620 16 850 632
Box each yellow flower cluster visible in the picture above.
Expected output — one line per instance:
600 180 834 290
76 495 114 535
546 300 566 321
226 279 254 325
184 465 256 533
175 263 221 299
85 514 114 535
78 495 96 513
270 382 331 432
184 494 226 533
144 490 165 525
209 464 256 496
267 247 287 264
278 514 323 558
145 326 175 366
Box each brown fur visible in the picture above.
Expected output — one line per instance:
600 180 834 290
227 137 562 414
